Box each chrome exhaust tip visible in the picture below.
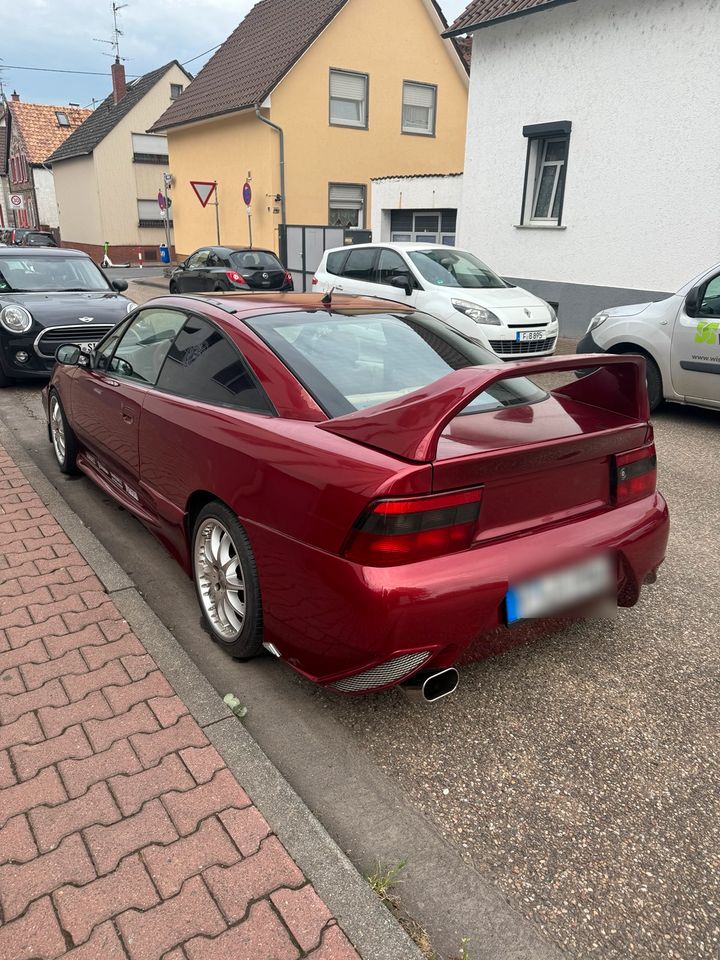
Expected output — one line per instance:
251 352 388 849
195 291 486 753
401 667 459 703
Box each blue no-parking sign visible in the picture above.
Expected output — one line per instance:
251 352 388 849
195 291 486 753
243 182 252 206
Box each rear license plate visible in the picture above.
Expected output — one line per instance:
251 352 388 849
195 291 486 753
516 330 545 342
505 554 615 624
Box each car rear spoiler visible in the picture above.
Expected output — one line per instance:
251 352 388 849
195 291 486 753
318 354 649 462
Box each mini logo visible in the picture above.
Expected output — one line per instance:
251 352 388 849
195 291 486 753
262 272 269 280
79 316 94 323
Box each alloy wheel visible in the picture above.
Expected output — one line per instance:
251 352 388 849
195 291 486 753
194 518 246 641
50 396 66 465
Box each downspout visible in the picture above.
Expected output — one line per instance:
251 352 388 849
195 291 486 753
254 104 287 259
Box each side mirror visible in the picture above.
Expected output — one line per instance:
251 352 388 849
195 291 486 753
685 285 701 318
55 344 81 365
390 275 413 297
112 279 128 293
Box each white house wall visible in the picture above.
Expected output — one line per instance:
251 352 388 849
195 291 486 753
459 0 720 332
371 175 464 241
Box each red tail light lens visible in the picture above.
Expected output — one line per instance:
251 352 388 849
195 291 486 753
284 271 293 287
226 271 247 286
343 488 483 566
614 444 657 505
311 276 318 286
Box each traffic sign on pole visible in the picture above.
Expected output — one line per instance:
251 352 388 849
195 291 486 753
190 181 217 208
242 182 252 207
9 194 25 210
157 190 166 211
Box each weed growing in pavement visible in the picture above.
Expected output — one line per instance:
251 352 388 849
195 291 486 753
366 858 407 907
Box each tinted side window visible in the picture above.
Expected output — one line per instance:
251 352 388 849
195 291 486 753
95 319 131 372
326 250 348 276
343 248 377 282
187 250 209 269
111 309 186 385
377 249 412 285
156 315 272 413
700 275 720 317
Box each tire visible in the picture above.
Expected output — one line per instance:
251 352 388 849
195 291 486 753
169 280 179 294
48 390 79 474
644 355 663 412
213 284 226 292
192 501 264 659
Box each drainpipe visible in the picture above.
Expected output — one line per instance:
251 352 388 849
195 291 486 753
254 104 287 260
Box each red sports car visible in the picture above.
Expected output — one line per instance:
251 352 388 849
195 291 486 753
43 293 669 700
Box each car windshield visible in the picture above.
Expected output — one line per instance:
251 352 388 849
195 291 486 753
245 311 545 418
230 251 283 271
0 255 111 293
408 249 508 289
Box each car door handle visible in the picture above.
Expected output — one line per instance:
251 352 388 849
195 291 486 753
121 406 134 425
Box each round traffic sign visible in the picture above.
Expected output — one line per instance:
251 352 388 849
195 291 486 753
10 194 22 207
242 182 252 207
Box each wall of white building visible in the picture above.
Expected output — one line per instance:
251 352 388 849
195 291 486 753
459 0 720 333
371 174 464 242
32 167 59 229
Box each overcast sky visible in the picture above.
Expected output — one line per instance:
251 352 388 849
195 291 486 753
1 0 470 107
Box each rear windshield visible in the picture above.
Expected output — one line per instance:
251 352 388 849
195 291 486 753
0 254 111 293
230 250 283 271
408 249 508 289
245 311 546 418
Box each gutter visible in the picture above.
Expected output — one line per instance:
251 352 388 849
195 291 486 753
254 104 287 258
443 0 577 38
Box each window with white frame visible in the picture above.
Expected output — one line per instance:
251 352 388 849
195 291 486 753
170 83 184 99
521 122 571 226
329 183 365 229
402 81 436 136
55 111 70 127
132 132 169 164
329 69 368 128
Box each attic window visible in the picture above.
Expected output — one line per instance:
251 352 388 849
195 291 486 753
56 111 70 127
170 84 184 100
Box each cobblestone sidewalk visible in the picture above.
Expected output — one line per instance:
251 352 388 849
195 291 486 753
0 442 361 960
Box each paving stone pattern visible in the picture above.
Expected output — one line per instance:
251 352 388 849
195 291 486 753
0 444 361 960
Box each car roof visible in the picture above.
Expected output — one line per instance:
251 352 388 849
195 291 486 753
0 246 88 258
323 242 462 255
194 246 279 256
156 292 415 319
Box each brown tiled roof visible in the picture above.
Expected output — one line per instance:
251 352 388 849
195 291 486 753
445 0 577 36
151 0 350 131
0 126 7 176
8 101 92 164
152 0 467 132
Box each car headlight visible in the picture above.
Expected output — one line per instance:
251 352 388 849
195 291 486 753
0 305 33 334
126 301 137 313
451 299 502 326
587 312 609 333
547 304 558 323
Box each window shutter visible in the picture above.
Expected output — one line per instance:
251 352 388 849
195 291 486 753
329 184 364 210
330 71 366 101
132 133 169 156
403 83 435 109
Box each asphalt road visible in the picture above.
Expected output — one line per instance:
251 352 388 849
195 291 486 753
1 294 717 959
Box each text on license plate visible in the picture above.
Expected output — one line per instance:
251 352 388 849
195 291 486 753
516 330 545 341
505 554 615 624
78 342 96 352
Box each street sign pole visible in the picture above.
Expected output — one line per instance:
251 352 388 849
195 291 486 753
214 181 220 245
247 208 253 249
163 183 171 252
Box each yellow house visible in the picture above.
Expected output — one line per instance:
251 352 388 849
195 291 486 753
150 0 469 269
48 60 192 265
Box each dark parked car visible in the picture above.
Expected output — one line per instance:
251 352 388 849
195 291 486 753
42 292 667 700
1 228 33 246
0 247 135 386
19 231 58 247
169 246 293 294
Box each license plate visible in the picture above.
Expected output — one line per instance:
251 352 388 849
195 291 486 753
516 330 545 342
78 342 96 352
505 554 615 624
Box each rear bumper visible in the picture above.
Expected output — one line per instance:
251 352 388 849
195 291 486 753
247 493 669 690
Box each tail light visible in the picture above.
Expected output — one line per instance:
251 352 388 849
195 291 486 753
343 488 483 566
613 443 657 505
311 276 318 286
283 271 293 287
226 271 247 286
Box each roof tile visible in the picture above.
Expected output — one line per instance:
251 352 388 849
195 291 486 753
8 102 92 165
447 0 576 34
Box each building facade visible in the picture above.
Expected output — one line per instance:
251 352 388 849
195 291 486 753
151 0 469 261
48 61 191 264
445 0 720 337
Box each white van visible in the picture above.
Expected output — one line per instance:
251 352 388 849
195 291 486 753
577 262 720 412
313 243 559 359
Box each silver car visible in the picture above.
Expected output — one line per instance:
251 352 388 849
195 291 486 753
577 262 720 412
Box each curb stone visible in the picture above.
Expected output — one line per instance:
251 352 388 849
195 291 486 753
0 416 423 960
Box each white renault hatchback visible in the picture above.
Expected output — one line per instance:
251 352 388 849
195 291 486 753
577 261 720 412
313 243 559 359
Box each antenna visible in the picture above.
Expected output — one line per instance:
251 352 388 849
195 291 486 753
93 2 128 62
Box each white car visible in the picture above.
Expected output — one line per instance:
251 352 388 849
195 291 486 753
313 243 559 359
577 262 720 412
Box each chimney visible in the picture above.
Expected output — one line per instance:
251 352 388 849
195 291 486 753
111 60 126 104
10 91 19 102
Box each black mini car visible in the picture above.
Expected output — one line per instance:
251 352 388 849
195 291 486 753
0 248 135 386
169 246 293 294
